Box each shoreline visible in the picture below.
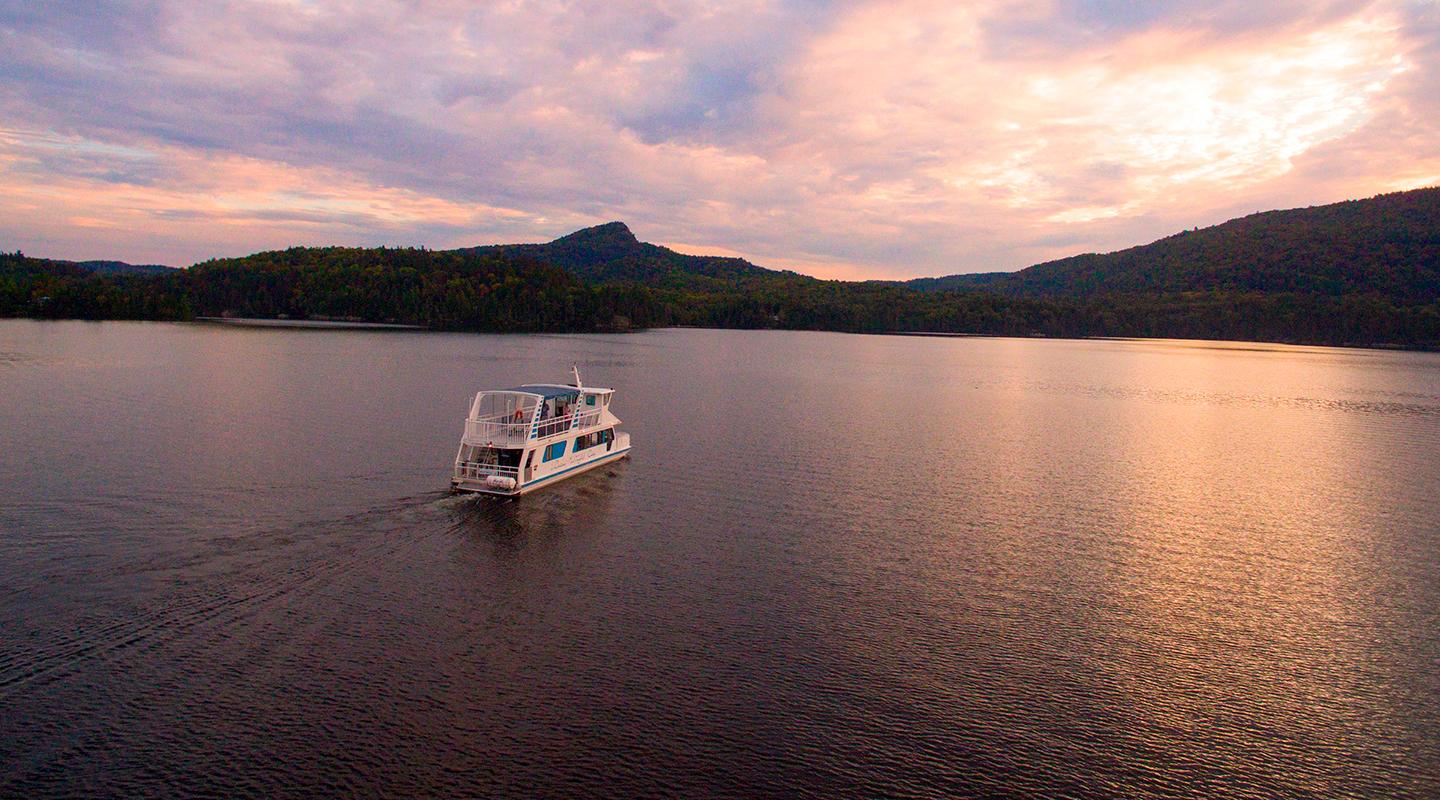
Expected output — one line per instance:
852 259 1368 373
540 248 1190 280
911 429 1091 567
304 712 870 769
4 316 1435 353
194 317 427 330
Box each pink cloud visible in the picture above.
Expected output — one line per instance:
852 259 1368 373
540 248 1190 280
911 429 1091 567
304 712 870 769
0 0 1436 277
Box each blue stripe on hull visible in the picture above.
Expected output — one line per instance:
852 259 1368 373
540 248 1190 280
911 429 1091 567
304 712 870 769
521 447 631 491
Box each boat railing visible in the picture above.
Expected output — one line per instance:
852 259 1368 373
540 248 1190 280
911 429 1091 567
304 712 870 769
465 415 532 444
533 408 602 438
467 408 605 443
454 460 519 480
466 408 601 446
572 408 601 428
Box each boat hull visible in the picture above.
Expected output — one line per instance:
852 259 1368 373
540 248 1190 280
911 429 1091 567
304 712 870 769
452 447 631 497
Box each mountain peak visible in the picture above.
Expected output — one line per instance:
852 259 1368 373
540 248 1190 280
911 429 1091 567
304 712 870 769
455 219 773 285
550 221 637 247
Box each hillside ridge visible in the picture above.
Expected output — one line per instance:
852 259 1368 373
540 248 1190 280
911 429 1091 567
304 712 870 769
908 187 1440 301
5 187 1439 347
454 221 777 287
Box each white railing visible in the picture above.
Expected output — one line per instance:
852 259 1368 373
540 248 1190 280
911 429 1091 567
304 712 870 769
454 460 519 480
464 407 604 443
465 415 532 444
533 408 602 438
573 408 601 428
530 416 565 439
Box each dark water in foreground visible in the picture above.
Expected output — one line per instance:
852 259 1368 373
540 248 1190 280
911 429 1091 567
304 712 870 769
2 320 1439 798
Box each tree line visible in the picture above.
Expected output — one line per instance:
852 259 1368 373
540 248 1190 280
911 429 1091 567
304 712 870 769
3 248 1437 348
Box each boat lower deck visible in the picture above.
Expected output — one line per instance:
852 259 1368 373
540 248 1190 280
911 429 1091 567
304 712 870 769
452 446 631 496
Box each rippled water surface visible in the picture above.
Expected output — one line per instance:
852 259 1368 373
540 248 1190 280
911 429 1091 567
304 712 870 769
3 320 1439 798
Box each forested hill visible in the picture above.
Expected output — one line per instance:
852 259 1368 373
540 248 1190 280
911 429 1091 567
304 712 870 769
0 248 662 331
456 221 785 287
74 260 177 276
900 271 1010 292
4 187 1440 347
910 187 1440 300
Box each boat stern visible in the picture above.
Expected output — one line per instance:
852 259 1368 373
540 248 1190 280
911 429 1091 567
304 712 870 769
451 472 521 496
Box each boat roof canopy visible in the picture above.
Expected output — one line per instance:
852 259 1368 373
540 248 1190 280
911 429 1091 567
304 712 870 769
499 383 612 399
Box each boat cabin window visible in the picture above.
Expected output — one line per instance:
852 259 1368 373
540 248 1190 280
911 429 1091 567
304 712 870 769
537 392 581 420
543 441 567 462
575 428 614 452
586 395 597 406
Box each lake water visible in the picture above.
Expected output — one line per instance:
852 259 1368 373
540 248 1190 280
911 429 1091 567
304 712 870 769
2 320 1439 798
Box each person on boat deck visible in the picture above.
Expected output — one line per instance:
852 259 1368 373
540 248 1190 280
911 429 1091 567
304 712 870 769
512 408 524 423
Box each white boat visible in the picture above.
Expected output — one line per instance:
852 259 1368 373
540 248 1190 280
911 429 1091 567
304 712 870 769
451 366 632 496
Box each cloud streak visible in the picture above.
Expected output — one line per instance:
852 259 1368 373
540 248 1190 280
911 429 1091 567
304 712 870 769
0 0 1436 277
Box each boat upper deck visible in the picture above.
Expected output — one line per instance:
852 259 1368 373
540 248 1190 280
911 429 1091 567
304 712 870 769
462 384 618 447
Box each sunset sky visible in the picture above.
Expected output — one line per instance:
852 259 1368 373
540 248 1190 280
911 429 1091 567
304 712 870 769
2 1 1437 279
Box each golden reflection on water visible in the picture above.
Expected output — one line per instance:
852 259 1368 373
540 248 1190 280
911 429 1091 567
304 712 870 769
781 337 1440 794
4 324 1438 798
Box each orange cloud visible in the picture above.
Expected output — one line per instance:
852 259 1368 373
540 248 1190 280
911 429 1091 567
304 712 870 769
0 129 541 263
0 1 1436 277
